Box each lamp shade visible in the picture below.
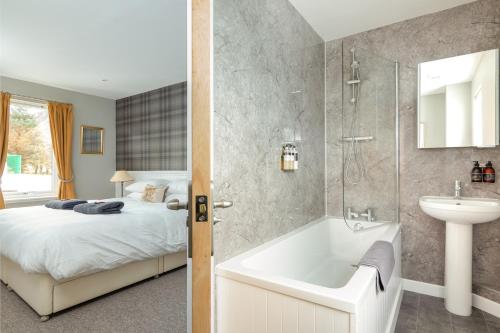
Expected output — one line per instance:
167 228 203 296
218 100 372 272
110 170 134 183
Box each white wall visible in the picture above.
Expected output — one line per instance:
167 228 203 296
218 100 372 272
1 76 116 200
445 82 472 147
420 93 446 147
471 50 498 147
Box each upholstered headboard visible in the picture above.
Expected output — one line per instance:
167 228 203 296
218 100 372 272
114 170 189 197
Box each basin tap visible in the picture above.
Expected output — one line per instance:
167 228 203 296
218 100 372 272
454 180 462 200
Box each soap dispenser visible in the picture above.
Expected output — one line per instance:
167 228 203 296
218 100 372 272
483 161 496 183
471 161 482 183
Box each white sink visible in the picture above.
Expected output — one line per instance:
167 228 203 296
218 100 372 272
419 195 500 317
419 196 500 224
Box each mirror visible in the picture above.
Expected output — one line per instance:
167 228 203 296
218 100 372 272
418 49 499 148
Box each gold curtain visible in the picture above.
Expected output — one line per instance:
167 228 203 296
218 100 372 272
0 92 11 209
48 101 76 199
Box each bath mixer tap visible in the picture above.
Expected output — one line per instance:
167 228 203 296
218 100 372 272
347 207 359 219
347 208 375 222
360 208 375 222
454 180 462 200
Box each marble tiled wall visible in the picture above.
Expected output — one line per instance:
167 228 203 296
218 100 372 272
213 0 325 262
326 0 500 302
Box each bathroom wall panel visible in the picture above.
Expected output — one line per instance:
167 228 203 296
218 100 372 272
213 0 325 262
325 0 500 303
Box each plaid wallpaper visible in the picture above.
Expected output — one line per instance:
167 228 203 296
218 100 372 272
116 82 187 171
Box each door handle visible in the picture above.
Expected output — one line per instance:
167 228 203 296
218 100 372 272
166 199 189 210
213 200 233 225
213 200 233 209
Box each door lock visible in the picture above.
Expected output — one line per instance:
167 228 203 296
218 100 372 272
195 195 208 222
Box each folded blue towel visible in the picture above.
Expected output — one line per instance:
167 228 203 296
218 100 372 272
73 201 124 215
45 199 88 210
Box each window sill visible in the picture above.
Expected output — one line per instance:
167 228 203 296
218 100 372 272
4 194 57 205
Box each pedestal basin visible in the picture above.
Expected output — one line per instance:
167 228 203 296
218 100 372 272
419 196 500 224
419 196 500 316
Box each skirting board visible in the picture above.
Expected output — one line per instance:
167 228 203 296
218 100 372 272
403 278 500 319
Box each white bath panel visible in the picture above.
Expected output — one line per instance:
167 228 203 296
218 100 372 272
217 277 352 333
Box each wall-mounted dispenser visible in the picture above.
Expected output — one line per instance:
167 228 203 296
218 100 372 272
281 144 298 171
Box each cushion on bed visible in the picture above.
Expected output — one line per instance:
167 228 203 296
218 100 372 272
142 185 167 203
125 179 169 193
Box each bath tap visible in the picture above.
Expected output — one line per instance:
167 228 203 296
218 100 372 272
360 208 375 222
347 208 375 222
347 207 359 219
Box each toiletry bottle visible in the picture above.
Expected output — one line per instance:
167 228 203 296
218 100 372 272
293 146 298 170
280 146 285 171
483 161 496 183
471 161 482 183
285 145 291 170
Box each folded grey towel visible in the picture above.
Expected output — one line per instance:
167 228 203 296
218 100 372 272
73 201 124 215
45 199 88 210
359 240 395 292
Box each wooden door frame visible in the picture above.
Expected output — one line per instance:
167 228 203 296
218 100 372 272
190 0 213 332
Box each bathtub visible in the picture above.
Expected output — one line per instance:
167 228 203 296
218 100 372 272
216 217 402 333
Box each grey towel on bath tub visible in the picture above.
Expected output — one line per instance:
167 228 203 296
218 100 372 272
73 201 124 215
45 199 88 210
359 240 395 292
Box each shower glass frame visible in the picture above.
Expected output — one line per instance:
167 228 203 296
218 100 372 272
340 42 400 229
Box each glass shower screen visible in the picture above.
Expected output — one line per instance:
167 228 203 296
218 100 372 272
341 45 399 226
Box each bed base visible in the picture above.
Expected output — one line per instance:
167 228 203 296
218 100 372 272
0 252 186 320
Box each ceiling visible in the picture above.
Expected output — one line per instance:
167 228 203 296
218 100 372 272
0 0 186 100
287 0 476 41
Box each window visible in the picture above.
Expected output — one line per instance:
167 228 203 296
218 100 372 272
2 98 56 199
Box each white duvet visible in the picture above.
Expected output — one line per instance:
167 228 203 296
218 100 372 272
0 198 187 280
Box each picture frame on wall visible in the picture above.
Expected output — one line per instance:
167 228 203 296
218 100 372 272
80 125 104 155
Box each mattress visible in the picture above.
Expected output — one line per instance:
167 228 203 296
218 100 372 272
0 197 187 280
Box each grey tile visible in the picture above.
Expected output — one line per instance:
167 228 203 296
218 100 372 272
416 295 452 333
213 0 325 262
483 311 500 333
395 305 418 332
402 291 419 309
395 292 419 332
451 308 488 333
394 325 417 333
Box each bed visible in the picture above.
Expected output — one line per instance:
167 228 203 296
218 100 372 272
0 196 187 321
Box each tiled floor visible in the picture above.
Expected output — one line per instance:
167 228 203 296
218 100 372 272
395 291 500 333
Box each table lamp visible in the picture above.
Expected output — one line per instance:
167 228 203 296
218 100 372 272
110 170 134 197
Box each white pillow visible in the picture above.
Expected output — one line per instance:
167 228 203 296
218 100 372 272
127 192 143 201
167 180 188 194
125 179 169 193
